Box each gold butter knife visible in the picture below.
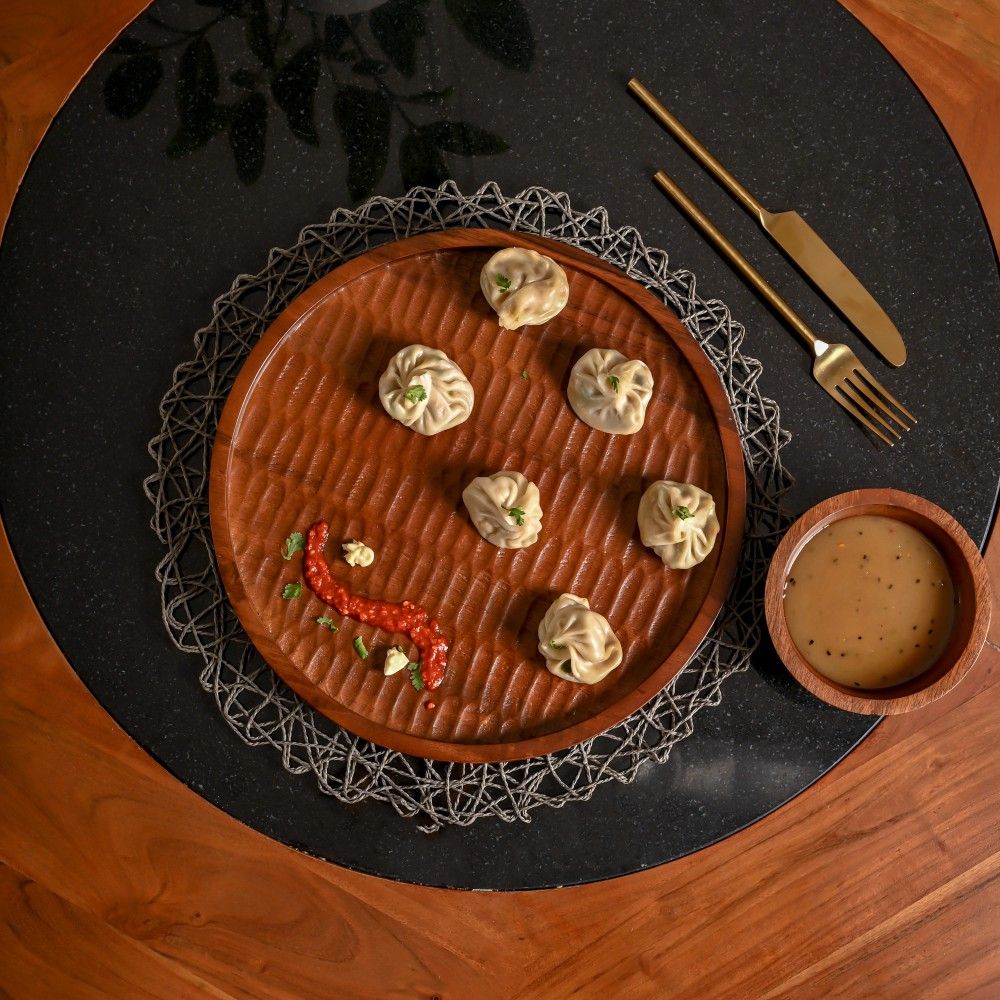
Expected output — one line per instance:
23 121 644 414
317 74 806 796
628 77 907 367
653 169 915 445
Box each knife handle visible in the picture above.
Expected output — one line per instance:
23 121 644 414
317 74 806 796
628 78 766 221
653 170 819 351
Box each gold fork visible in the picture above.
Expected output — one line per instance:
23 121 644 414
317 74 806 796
653 169 915 446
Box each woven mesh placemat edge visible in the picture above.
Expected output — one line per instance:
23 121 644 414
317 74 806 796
143 181 792 832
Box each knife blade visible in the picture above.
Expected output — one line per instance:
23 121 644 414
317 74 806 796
628 77 907 367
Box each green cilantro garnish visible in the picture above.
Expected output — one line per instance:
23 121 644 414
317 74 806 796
406 662 424 692
506 506 526 526
353 636 369 659
495 273 512 291
672 506 694 520
548 640 566 650
315 616 338 631
280 531 304 560
282 582 303 599
607 374 621 393
521 370 529 380
403 383 427 403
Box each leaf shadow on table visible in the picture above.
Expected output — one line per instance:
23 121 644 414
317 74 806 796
102 0 530 195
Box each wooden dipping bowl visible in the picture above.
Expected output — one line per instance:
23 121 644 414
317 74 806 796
765 489 992 714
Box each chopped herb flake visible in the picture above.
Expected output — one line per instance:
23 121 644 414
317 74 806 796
315 616 338 631
672 506 694 521
352 636 369 659
548 640 566 650
282 582 303 600
495 273 512 291
607 374 621 393
280 531 305 560
407 662 424 692
403 383 427 404
521 370 529 380
506 506 526 526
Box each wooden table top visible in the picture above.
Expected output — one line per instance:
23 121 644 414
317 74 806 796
1 2 997 996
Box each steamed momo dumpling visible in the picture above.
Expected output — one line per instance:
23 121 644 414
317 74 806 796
638 480 719 569
461 470 542 549
568 348 653 435
537 594 623 685
378 344 474 436
480 247 569 330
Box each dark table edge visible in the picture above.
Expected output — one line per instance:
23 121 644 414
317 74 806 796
0 0 996 891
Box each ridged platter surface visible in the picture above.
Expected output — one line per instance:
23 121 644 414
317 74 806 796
210 228 746 761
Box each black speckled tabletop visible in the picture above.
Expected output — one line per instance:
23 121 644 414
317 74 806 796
0 0 997 891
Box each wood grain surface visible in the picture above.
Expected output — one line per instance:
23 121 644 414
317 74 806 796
765 489 992 715
1 2 998 997
210 228 745 760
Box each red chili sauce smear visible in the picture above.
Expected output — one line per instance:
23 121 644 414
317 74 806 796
303 520 448 691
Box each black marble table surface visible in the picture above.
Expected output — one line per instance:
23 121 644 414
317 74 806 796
0 0 997 890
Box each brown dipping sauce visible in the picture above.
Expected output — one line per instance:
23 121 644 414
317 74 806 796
784 515 956 689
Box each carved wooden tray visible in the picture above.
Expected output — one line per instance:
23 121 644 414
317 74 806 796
209 229 746 762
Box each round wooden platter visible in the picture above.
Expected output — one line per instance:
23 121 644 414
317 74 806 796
209 228 746 762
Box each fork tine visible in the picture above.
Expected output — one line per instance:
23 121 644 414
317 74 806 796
852 366 917 425
843 374 910 434
827 384 896 446
839 380 902 438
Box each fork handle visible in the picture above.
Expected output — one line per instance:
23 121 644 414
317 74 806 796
653 170 819 351
628 79 767 221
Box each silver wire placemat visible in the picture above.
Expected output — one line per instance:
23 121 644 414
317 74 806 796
144 182 791 831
